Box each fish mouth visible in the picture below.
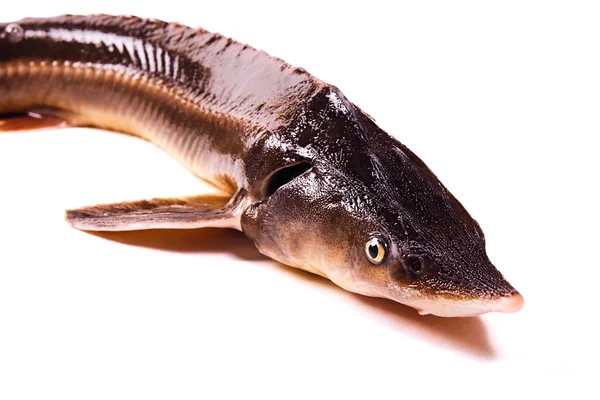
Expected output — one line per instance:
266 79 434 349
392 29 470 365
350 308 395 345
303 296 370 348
409 292 524 317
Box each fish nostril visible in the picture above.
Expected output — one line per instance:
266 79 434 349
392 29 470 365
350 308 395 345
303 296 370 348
405 255 425 277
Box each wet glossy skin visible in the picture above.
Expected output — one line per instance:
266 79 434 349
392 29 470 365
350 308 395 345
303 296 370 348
0 15 523 317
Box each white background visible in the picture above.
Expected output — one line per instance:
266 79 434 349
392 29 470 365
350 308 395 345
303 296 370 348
1 1 599 399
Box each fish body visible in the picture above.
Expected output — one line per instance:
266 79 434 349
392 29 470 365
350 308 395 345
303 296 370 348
0 15 523 317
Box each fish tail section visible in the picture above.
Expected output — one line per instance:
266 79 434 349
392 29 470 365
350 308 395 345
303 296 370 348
0 109 73 132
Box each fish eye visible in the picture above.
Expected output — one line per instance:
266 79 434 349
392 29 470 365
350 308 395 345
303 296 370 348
365 236 388 265
404 255 426 277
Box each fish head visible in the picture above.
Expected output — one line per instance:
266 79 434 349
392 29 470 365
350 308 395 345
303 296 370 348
346 139 525 318
242 86 523 317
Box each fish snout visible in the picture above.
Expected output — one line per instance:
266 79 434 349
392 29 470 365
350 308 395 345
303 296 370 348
409 290 524 317
398 259 525 317
490 291 524 314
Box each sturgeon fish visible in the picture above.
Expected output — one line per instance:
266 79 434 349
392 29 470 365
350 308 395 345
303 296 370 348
0 15 523 317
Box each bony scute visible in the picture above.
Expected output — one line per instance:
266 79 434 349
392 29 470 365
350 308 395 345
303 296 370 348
3 23 24 43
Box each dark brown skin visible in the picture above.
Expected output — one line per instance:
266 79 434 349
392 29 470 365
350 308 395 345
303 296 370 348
0 15 523 317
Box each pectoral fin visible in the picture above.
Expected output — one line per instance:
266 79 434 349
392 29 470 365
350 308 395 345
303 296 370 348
66 190 247 231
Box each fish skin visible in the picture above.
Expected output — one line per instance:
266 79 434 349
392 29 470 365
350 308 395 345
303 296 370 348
0 15 523 317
